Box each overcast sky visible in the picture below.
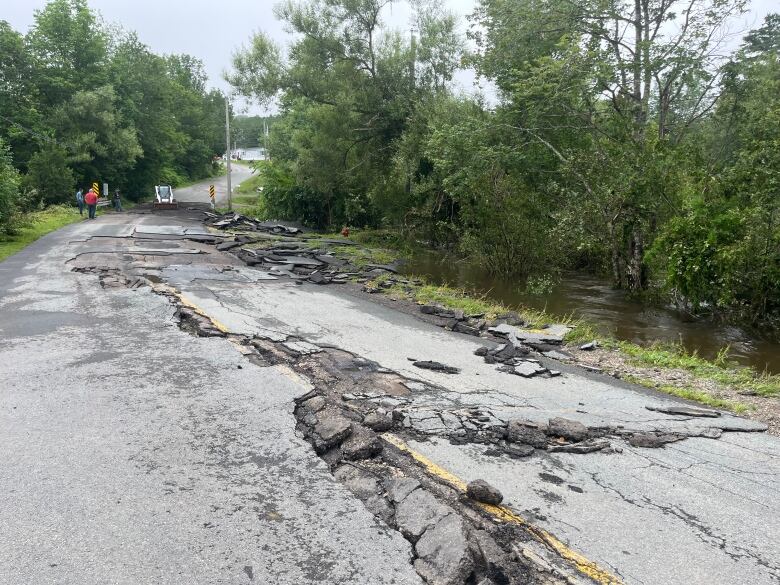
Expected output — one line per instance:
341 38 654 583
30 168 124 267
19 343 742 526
3 0 776 114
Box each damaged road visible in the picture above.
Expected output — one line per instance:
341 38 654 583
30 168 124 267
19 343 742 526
1 204 779 585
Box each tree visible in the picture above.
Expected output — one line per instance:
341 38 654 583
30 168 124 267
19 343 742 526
23 144 75 206
53 85 142 188
471 0 748 289
0 21 41 170
650 14 780 322
227 0 463 227
25 0 108 110
0 139 22 233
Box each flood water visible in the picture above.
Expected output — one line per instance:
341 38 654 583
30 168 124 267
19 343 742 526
402 250 780 374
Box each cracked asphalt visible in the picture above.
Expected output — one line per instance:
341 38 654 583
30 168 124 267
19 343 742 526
0 201 421 585
180 275 780 584
2 195 779 585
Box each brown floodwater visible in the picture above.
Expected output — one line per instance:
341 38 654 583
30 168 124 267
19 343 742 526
401 250 780 374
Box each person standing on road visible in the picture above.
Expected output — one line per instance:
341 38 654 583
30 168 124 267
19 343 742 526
84 188 98 220
113 189 122 212
75 188 84 216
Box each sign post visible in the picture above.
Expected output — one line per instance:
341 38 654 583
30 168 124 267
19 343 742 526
209 185 216 209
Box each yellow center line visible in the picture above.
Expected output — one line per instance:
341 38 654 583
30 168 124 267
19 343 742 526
150 283 232 334
158 287 620 584
383 434 623 585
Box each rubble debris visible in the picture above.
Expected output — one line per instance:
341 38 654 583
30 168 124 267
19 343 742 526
205 212 304 235
627 432 685 448
312 416 353 453
363 411 393 431
579 341 598 351
308 272 332 285
491 312 526 327
341 427 383 460
385 477 421 503
216 240 241 251
548 439 611 454
488 323 572 345
542 350 574 361
414 514 475 585
504 443 535 458
420 304 465 320
474 342 531 366
500 361 549 378
471 530 515 584
547 418 589 442
395 488 454 540
506 420 548 449
466 479 504 505
418 303 490 338
452 321 481 336
646 405 721 418
302 396 326 413
411 360 461 374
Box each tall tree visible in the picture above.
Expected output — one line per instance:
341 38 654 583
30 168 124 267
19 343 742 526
471 0 748 289
25 0 108 109
227 0 463 227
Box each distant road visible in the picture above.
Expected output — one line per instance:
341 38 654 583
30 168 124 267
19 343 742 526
175 163 254 205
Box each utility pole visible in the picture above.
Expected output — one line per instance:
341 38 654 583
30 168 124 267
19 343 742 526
263 119 270 161
225 97 232 211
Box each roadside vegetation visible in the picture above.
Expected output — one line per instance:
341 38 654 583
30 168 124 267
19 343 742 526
232 174 265 214
225 1 780 334
0 205 81 262
0 0 230 237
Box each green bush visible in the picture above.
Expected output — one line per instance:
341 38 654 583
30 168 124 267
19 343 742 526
22 145 75 207
0 140 22 234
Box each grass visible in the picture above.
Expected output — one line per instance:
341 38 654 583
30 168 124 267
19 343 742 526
623 374 752 413
334 244 396 267
616 341 780 397
231 170 266 216
399 281 598 341
0 205 83 261
304 233 397 267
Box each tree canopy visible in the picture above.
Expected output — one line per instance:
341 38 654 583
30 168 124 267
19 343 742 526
0 0 227 212
227 0 779 325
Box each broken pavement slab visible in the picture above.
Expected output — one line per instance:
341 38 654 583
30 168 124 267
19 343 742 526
67 208 779 585
394 488 454 541
413 514 475 585
488 323 573 344
646 404 721 418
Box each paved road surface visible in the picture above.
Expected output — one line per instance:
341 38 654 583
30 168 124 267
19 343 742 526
1 205 778 585
0 209 420 584
175 163 253 205
179 272 780 585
